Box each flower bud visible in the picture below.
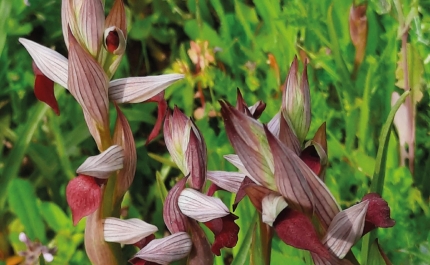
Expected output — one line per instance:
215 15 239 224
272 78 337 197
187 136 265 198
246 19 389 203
164 107 207 190
104 26 126 55
281 57 310 144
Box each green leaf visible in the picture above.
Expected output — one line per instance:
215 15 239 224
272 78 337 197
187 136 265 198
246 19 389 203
8 178 47 243
0 0 11 58
39 202 72 232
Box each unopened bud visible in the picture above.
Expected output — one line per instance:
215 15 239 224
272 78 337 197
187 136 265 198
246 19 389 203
104 26 126 55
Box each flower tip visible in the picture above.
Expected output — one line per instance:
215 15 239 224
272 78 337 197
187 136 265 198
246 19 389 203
104 26 126 55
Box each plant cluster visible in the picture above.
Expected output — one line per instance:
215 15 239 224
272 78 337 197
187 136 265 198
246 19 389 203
1 0 429 265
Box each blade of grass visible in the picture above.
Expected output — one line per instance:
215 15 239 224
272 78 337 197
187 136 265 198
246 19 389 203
361 89 410 263
231 211 258 265
0 103 49 209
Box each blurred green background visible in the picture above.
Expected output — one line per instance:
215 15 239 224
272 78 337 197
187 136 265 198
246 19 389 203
0 0 429 264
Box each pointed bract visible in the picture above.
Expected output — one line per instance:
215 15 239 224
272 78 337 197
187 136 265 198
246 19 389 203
185 119 207 190
163 177 189 233
77 0 105 57
66 175 101 225
133 232 192 265
178 188 229 222
103 218 158 245
76 145 124 179
281 57 311 143
145 92 167 144
113 105 137 199
265 125 340 229
220 101 276 190
68 29 110 129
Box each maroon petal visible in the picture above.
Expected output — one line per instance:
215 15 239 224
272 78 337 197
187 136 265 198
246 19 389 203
361 193 395 235
146 92 167 144
163 177 189 233
206 183 219 197
134 234 156 250
233 176 256 210
66 175 101 225
274 208 331 260
300 145 322 176
32 62 59 115
278 112 301 155
204 214 240 256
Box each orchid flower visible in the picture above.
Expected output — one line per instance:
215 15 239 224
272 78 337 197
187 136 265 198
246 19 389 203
20 1 183 264
162 108 240 262
217 58 395 264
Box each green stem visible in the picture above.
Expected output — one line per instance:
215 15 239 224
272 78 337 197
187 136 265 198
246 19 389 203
361 90 410 264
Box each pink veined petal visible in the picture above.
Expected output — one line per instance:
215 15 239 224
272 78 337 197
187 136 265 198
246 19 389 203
264 125 315 216
76 145 124 179
19 38 68 89
108 74 184 104
322 201 369 259
133 232 192 265
103 218 158 245
207 171 245 193
178 189 229 222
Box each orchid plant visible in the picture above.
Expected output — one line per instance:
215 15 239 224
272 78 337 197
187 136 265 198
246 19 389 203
18 1 397 264
20 0 183 264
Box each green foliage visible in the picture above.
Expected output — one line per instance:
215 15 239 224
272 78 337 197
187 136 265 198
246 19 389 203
1 0 429 264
